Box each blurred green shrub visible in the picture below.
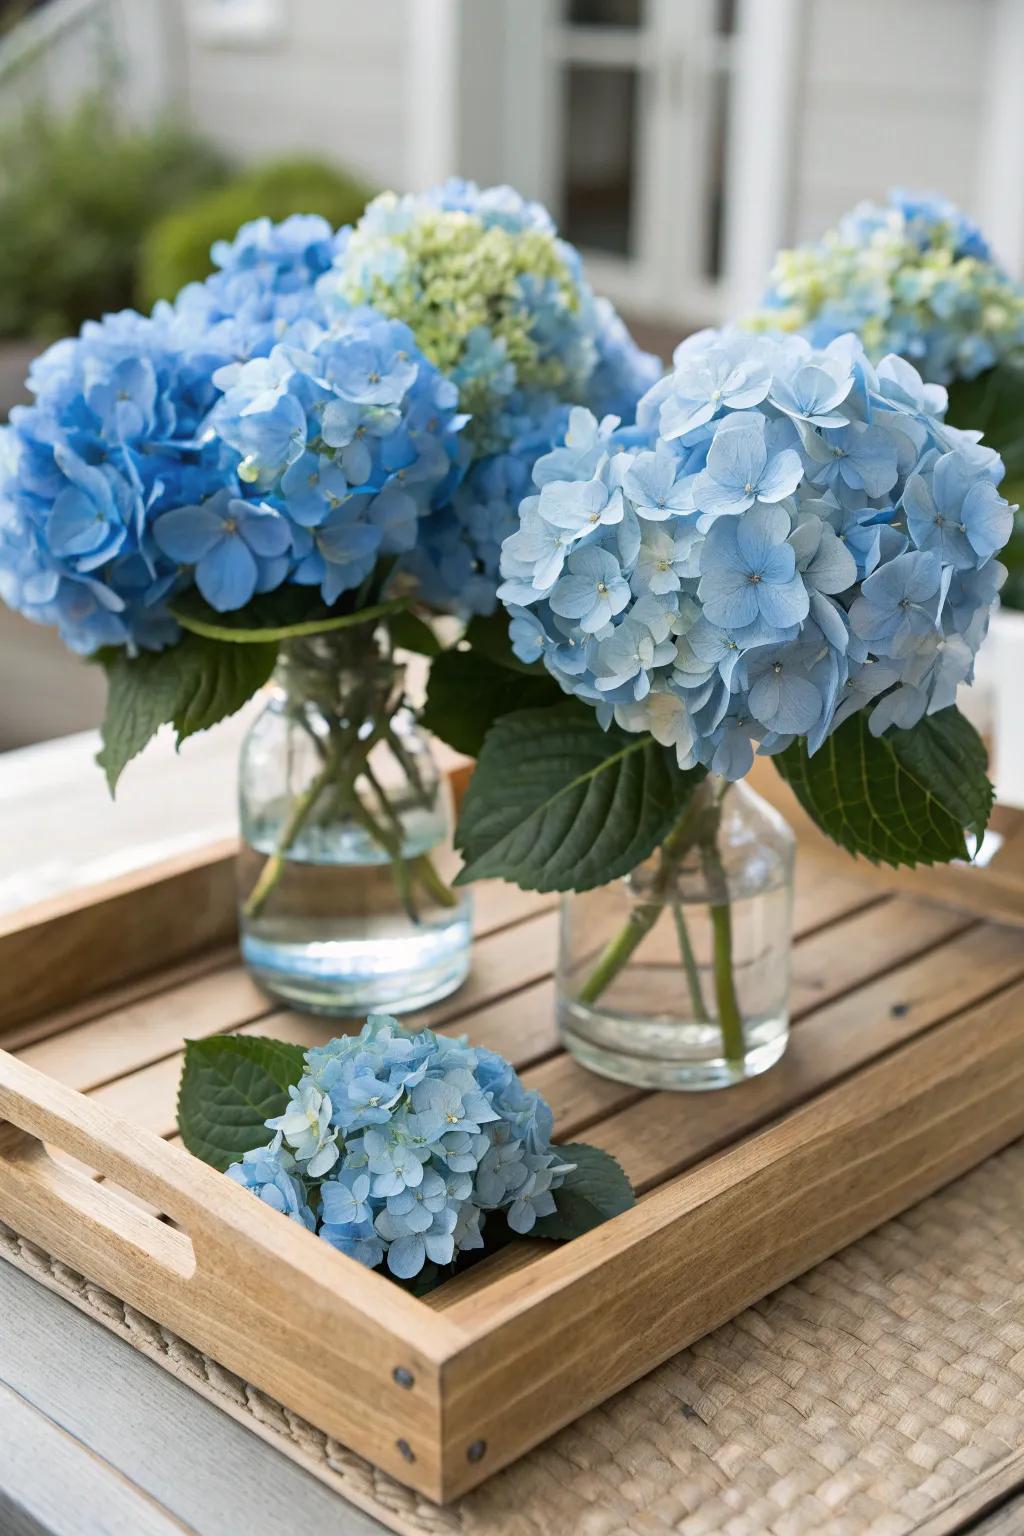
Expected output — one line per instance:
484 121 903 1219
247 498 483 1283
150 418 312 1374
0 96 227 339
139 157 374 306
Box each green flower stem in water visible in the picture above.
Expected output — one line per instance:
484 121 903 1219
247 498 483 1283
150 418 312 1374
576 780 744 1066
701 839 745 1065
242 749 339 921
671 899 710 1025
242 642 457 922
575 795 705 1010
576 899 661 1007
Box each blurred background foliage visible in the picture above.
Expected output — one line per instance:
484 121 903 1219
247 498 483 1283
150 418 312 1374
139 155 373 306
0 93 372 339
0 94 225 338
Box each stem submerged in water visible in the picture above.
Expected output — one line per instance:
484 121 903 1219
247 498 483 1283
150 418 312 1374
576 778 745 1068
241 636 457 923
242 751 339 920
671 900 710 1025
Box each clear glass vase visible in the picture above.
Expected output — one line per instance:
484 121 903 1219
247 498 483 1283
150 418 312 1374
237 629 472 1016
556 776 795 1090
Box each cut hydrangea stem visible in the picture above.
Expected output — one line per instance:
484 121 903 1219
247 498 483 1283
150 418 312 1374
575 777 746 1069
709 900 745 1064
242 752 338 920
242 640 459 924
671 900 710 1025
575 794 704 1010
576 902 661 1006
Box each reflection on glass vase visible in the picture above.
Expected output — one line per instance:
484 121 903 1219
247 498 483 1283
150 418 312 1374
238 628 472 1016
556 776 795 1090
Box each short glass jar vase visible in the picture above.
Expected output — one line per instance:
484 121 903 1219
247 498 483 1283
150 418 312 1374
556 776 795 1090
237 628 472 1016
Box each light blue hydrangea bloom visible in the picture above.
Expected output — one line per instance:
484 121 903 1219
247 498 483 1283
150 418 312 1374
227 1015 574 1281
746 190 1024 385
226 1135 316 1231
496 327 1014 761
1 190 662 639
173 213 340 363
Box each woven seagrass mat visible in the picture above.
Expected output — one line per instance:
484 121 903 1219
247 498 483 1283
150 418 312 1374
5 1140 1024 1536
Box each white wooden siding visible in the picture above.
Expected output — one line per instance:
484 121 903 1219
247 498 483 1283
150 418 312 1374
180 0 414 190
790 0 992 248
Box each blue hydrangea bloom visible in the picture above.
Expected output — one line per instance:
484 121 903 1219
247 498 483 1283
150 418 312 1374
319 179 660 460
212 309 466 606
317 181 660 615
226 1015 574 1280
0 306 243 654
1 193 662 639
226 1136 316 1231
747 190 1024 385
497 327 1013 762
174 213 339 363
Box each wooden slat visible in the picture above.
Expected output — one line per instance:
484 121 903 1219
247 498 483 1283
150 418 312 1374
18 965 272 1094
0 1262 392 1536
587 917 1013 1192
13 888 557 1096
0 841 238 1032
0 944 238 1055
0 1379 193 1536
787 896 968 1014
435 981 1024 1497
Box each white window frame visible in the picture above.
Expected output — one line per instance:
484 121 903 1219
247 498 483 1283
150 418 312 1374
493 0 803 326
187 0 286 46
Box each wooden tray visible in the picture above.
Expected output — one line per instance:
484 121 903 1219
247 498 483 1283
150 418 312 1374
1 832 1024 1504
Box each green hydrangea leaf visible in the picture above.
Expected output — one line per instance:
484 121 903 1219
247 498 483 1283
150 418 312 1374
946 360 1024 481
177 1035 306 1172
454 703 705 891
531 1143 635 1240
388 609 443 657
95 646 191 796
421 648 564 756
97 633 277 793
462 611 540 674
774 705 993 867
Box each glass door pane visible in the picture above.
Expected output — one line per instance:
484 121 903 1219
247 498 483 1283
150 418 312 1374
561 64 639 256
566 0 643 26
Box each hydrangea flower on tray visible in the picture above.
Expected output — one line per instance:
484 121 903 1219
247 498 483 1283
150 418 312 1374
744 188 1024 604
177 1017 634 1289
420 326 1011 1091
0 185 659 1018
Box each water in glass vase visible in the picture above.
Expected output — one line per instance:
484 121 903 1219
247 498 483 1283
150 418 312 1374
237 633 472 1016
556 778 795 1090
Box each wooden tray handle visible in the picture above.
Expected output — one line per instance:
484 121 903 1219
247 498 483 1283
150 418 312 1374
0 1050 228 1283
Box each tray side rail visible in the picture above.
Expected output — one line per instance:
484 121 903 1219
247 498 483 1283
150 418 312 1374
0 1049 463 1501
0 841 238 1031
435 982 1024 1500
